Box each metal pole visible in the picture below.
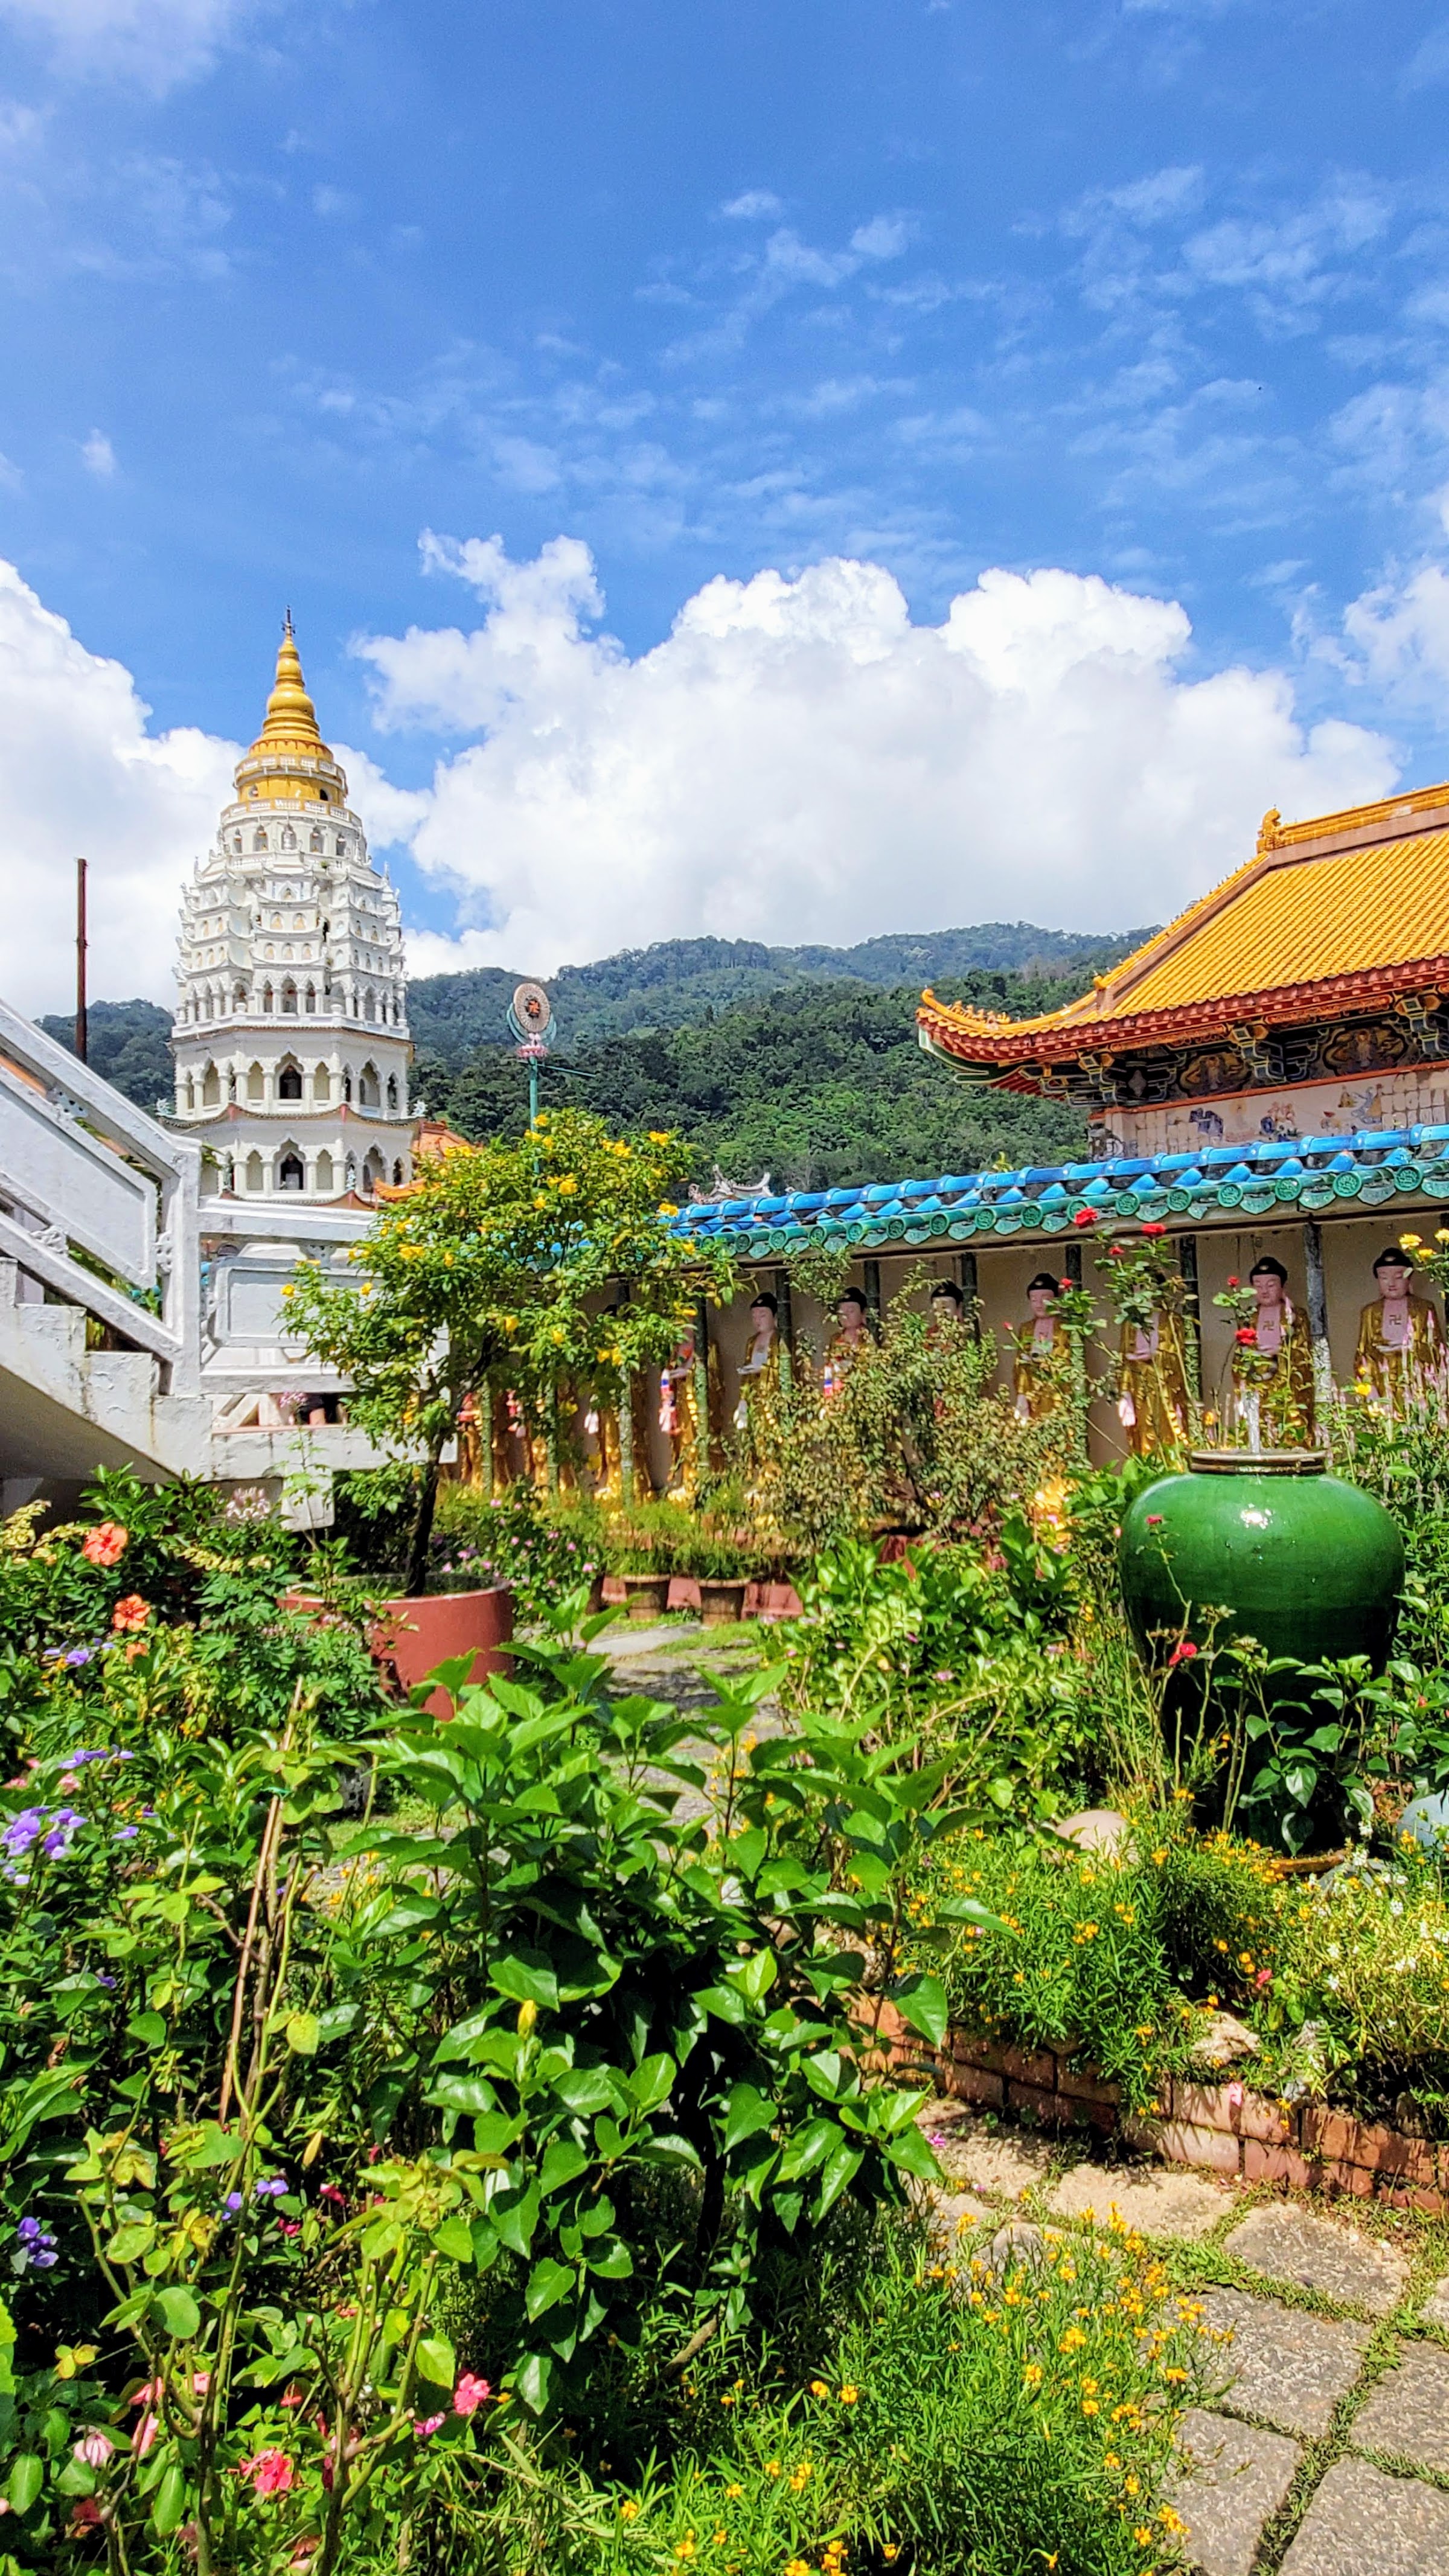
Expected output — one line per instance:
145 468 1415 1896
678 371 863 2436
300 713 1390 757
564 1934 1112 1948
529 1062 539 1127
75 857 88 1063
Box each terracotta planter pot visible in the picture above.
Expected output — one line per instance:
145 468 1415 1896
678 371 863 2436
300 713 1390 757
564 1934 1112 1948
743 1579 804 1623
373 1587 513 1717
697 1578 749 1626
621 1573 671 1620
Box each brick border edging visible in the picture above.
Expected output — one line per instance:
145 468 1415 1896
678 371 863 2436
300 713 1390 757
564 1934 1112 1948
871 2005 1447 2213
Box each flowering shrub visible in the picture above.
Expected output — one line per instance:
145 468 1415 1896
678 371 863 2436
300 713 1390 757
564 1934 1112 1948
430 1481 604 1619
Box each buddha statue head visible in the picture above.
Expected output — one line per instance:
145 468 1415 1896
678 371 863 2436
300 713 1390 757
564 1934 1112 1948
1026 1271 1060 1322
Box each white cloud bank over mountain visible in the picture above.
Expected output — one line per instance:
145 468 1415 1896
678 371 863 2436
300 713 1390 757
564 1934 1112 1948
365 534 1397 978
0 539 1410 1018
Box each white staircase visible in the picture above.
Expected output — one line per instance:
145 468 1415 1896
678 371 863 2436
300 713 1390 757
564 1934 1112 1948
0 995 392 1518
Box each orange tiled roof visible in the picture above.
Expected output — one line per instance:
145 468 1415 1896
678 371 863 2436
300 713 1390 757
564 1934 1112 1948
920 781 1449 1072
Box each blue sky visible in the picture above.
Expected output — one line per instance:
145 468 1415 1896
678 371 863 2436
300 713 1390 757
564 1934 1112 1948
4 0 1449 1006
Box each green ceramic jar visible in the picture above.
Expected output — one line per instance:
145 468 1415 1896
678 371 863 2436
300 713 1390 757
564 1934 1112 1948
1119 1449 1404 1676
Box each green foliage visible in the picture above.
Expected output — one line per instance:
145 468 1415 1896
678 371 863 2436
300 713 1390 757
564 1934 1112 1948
0 1588 1020 2568
432 1485 607 1618
285 1110 734 1593
742 1288 1069 1551
779 1536 1095 1820
408 926 1149 1067
587 2218 1203 2576
37 997 173 1113
421 980 1101 1192
1331 1378 1449 1666
916 1816 1286 2112
0 1470 388 1757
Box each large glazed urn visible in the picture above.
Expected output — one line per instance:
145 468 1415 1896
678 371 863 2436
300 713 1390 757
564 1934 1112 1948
1119 1451 1404 1680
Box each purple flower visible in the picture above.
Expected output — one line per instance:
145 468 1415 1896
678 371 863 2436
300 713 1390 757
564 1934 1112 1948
114 1826 139 1843
12 2215 57 2273
63 1649 92 1669
42 1809 83 1859
95 1974 116 1990
254 2176 287 2199
223 2193 243 2214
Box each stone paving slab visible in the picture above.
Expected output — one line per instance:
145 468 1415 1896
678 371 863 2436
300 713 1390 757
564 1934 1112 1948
1200 2287 1372 2439
1046 2158 1232 2240
1167 2407 1302 2576
920 2100 1052 2200
1350 2341 1449 2476
920 2184 991 2245
1223 2206 1410 2315
1279 2455 1449 2573
1418 2275 1449 2331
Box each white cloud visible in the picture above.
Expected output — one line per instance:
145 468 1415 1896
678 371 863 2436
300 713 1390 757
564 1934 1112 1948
849 215 913 261
720 190 782 220
354 535 1397 976
81 429 116 478
0 558 237 1015
0 0 251 88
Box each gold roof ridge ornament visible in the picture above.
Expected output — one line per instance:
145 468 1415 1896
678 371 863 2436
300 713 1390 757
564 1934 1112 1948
232 614 350 810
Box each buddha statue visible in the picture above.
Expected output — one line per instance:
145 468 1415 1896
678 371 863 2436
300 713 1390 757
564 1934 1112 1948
824 1286 872 1395
734 1291 780 1428
1116 1305 1190 1457
1229 1255 1314 1448
1355 1246 1447 1403
1012 1272 1066 1423
928 1277 967 1344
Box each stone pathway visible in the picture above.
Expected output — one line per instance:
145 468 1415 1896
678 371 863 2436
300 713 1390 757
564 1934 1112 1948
916 2101 1449 2574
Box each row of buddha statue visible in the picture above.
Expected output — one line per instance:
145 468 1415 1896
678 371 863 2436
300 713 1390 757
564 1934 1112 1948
1008 1244 1445 1451
458 1245 1447 1496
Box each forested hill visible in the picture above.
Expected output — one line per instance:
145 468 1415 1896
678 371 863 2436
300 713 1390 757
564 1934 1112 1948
43 921 1148 1189
417 959 1136 1192
406 921 1149 1063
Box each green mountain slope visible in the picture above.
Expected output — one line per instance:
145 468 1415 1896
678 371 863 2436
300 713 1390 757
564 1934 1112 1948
406 922 1150 1062
42 924 1145 1186
417 968 1116 1191
38 1000 173 1114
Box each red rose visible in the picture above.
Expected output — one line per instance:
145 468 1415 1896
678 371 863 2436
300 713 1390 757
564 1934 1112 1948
1234 1326 1256 1347
1226 1275 1240 1289
1072 1207 1096 1227
1141 1222 1166 1237
1058 1277 1072 1292
1167 1640 1198 1666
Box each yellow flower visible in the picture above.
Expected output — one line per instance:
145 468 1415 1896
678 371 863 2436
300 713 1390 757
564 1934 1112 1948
809 2379 830 2398
619 2501 640 2522
837 2385 858 2405
764 2460 781 2478
659 1201 679 1217
1022 2362 1043 2386
557 1175 577 1194
1399 1232 1423 1251
648 1130 671 1144
281 1282 295 1298
726 2486 743 2501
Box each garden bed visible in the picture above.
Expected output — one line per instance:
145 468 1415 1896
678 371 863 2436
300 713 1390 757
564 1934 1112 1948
878 2004 1449 2213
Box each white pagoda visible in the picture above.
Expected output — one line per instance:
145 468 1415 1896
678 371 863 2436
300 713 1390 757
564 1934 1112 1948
170 619 413 1201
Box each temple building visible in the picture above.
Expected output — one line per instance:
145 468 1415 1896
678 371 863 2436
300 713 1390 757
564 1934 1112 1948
667 782 1449 1466
168 620 412 1203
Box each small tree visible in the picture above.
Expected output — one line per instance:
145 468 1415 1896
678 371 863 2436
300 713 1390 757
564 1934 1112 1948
286 1113 734 1593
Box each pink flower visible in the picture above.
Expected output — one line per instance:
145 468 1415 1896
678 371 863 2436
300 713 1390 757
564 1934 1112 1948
133 2412 159 2457
74 2429 114 2467
69 2498 104 2532
452 2373 491 2418
110 1594 150 1634
82 1523 127 1567
277 2217 301 2237
414 2414 444 2438
241 2449 295 2496
1145 1513 1163 1526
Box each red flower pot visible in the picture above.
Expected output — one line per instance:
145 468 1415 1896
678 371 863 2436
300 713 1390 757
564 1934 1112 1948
372 1588 513 1717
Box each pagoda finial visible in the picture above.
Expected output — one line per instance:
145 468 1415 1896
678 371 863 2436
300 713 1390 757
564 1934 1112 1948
255 616 323 750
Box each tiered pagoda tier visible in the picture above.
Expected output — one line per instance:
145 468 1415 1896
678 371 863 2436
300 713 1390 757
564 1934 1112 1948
170 621 412 1201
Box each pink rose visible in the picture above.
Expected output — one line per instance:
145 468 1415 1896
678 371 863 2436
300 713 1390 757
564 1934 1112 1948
452 2373 491 2418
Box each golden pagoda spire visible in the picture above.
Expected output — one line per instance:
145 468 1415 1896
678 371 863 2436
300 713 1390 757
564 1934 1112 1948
232 612 348 808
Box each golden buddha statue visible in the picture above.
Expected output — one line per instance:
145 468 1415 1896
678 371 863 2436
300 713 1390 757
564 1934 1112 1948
1012 1272 1066 1423
1354 1246 1447 1404
1229 1256 1314 1447
1116 1308 1191 1457
733 1291 781 1429
823 1286 872 1395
